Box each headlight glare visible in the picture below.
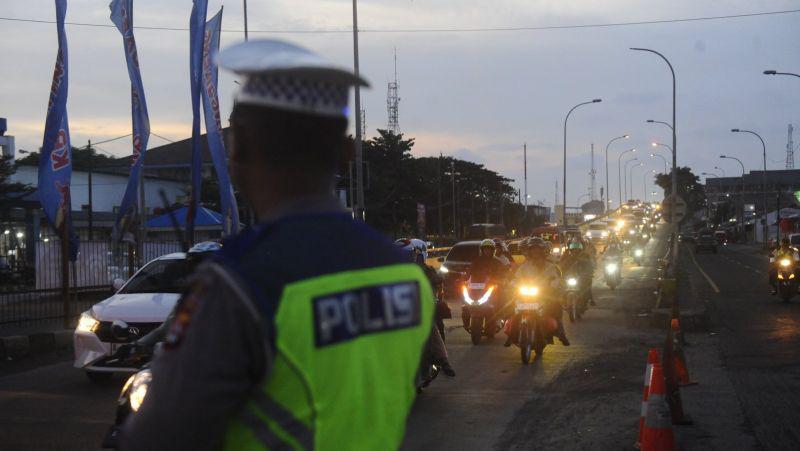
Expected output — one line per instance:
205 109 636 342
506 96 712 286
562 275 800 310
128 370 152 412
605 263 617 273
439 265 449 274
567 278 578 287
780 259 792 268
518 285 539 297
77 311 99 333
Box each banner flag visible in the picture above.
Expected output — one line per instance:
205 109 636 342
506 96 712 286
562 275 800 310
39 0 78 261
187 0 208 243
110 0 151 240
201 7 239 235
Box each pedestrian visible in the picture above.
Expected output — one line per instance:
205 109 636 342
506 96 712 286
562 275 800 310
120 39 434 451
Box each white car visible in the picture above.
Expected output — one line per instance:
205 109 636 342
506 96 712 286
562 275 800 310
584 223 609 242
73 252 198 381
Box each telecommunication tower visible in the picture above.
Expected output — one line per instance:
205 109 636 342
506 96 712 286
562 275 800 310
787 124 795 169
589 143 596 200
387 48 400 133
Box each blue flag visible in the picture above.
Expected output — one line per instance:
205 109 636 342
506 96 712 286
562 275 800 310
201 8 239 235
39 0 78 261
187 0 208 243
109 0 150 239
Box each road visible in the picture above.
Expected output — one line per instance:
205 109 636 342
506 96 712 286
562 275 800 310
684 243 800 450
0 232 667 451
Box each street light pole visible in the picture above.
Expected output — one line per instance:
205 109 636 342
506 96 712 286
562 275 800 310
763 70 800 79
651 153 668 173
633 48 677 238
720 154 746 242
624 157 639 202
351 0 365 221
643 170 655 203
629 162 644 201
732 129 768 247
714 166 726 177
618 148 636 207
562 98 602 236
605 134 629 210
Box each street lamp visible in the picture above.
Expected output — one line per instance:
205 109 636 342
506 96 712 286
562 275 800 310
763 69 800 78
646 119 674 131
650 153 668 173
714 166 726 177
632 48 677 237
618 148 636 207
630 162 644 200
720 154 746 242
562 98 602 235
644 169 655 202
605 134 630 209
651 141 673 157
731 128 768 247
624 158 640 202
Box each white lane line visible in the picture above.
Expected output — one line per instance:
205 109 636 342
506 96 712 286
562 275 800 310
686 246 721 294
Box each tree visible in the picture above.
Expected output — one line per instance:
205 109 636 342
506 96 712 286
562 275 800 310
654 166 706 214
0 156 32 208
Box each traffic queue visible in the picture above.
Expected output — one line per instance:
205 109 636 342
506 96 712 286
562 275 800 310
71 201 661 448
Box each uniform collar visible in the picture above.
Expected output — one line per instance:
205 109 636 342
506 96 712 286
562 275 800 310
258 194 347 224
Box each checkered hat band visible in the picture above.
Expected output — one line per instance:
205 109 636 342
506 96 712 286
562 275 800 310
241 74 350 116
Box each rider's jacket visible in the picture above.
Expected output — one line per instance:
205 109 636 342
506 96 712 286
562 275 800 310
770 246 800 264
514 259 562 294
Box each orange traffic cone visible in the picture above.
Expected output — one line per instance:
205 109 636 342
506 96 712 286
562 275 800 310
636 349 661 449
671 318 697 386
641 363 677 451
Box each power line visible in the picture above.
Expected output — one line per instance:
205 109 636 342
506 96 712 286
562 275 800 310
150 132 175 143
0 8 798 34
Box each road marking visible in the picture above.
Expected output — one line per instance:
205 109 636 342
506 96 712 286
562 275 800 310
686 246 721 294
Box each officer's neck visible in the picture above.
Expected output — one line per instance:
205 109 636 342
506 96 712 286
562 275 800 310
249 172 338 222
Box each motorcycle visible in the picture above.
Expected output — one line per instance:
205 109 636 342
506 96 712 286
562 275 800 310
603 257 622 290
101 345 156 448
461 273 502 345
563 273 588 322
776 257 798 302
512 283 558 363
632 246 644 266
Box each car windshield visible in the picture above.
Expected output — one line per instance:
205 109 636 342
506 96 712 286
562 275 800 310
589 224 606 230
120 258 196 294
446 244 480 262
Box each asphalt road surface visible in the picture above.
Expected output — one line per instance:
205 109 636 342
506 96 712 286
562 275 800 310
0 231 667 451
685 243 800 450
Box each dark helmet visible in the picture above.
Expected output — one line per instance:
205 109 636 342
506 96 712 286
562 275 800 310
526 237 548 258
781 237 791 246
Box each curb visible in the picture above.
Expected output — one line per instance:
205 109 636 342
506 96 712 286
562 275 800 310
0 330 73 360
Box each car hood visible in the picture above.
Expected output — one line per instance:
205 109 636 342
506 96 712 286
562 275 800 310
91 292 181 323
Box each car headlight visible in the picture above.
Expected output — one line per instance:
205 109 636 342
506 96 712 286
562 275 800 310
128 369 152 413
780 259 792 268
642 234 649 239
518 285 539 297
635 249 643 257
77 311 99 333
439 265 449 274
585 232 591 237
567 278 578 287
605 263 617 273
629 230 635 235
552 247 561 254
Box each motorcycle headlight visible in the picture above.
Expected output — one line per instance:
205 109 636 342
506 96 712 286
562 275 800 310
76 311 99 333
477 286 495 305
780 259 792 268
439 265 449 274
128 369 152 413
567 278 578 287
629 230 635 235
642 234 649 239
791 274 796 280
605 263 617 273
635 249 643 257
461 286 474 305
778 273 784 280
552 247 561 254
518 285 539 297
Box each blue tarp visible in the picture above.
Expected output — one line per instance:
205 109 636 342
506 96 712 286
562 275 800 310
146 206 223 228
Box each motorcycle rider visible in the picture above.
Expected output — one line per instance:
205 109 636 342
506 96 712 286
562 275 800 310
504 237 569 347
769 237 800 295
470 238 511 314
395 239 455 377
493 238 514 267
559 239 596 307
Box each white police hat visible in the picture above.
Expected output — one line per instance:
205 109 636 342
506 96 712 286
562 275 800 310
216 39 369 118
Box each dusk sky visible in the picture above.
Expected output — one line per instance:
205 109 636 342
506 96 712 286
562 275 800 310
1 0 798 208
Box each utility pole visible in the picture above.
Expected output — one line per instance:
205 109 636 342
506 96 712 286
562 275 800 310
787 124 795 169
242 0 248 41
451 161 457 239
437 153 443 238
589 143 596 200
523 143 528 218
352 0 365 221
87 140 93 241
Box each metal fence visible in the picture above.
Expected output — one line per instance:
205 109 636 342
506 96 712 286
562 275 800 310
0 239 183 329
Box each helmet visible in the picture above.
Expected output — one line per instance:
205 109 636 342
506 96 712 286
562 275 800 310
394 238 418 262
409 238 429 260
493 238 508 253
479 239 496 257
526 237 548 258
782 237 791 246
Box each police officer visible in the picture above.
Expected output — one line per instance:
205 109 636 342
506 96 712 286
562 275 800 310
121 40 434 451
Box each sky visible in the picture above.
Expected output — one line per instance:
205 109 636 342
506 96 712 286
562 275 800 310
1 0 798 209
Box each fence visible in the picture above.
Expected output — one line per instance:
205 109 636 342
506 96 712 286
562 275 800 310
1 239 183 328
